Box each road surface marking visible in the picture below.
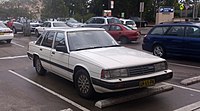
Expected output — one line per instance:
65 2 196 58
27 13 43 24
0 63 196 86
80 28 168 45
8 70 90 111
95 85 173 109
11 42 25 48
169 62 200 69
174 101 200 111
163 82 200 93
60 108 73 111
181 76 200 85
0 55 27 60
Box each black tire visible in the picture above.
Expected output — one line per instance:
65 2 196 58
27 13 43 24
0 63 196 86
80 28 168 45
12 27 17 34
120 37 129 44
153 45 166 58
34 56 46 75
6 39 11 43
35 30 40 37
74 69 95 99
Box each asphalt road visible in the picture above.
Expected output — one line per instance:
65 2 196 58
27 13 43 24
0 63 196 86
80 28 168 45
0 32 200 111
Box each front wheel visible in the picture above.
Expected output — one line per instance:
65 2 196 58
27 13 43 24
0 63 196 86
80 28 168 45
153 45 165 58
34 56 46 75
74 69 95 99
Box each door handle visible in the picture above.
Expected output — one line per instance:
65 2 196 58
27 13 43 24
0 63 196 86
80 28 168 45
52 52 55 54
40 48 42 51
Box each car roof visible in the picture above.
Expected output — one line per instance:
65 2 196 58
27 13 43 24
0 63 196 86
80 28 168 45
44 21 66 23
45 27 105 32
119 18 133 21
92 16 118 19
157 22 200 27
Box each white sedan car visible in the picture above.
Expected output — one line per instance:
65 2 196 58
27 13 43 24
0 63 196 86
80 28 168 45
27 28 173 98
0 21 14 43
34 21 70 37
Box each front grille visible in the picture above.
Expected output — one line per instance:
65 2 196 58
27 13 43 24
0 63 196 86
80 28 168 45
128 64 155 76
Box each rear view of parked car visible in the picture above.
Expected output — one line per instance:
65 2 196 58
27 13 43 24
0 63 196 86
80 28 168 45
0 21 14 43
142 22 200 58
120 18 137 30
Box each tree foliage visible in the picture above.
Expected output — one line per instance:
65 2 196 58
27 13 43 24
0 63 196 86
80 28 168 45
41 0 68 19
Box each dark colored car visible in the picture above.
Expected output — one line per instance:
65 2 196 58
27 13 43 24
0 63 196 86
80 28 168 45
130 17 148 27
101 24 141 44
142 22 200 58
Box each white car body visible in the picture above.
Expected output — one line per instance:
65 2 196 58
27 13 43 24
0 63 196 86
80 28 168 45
35 21 70 36
0 21 14 43
27 28 173 98
120 18 137 30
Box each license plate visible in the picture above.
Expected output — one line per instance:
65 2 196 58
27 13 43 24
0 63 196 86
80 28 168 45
0 32 4 35
139 79 155 88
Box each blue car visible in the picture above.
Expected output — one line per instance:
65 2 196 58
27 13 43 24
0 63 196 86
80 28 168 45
142 22 200 58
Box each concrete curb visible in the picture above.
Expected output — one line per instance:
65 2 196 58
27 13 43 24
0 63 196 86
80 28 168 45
180 76 200 85
95 85 173 109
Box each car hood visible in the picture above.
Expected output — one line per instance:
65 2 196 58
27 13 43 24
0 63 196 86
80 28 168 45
72 47 165 69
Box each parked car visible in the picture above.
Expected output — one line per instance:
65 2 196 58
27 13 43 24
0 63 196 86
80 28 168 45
34 21 70 37
66 18 83 27
142 22 200 58
12 21 23 34
83 16 121 28
27 27 173 98
30 21 42 32
0 21 14 43
119 18 137 30
130 17 148 27
101 24 141 44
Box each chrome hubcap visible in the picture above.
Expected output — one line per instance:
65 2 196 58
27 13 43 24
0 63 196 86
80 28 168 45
154 46 163 57
78 75 90 94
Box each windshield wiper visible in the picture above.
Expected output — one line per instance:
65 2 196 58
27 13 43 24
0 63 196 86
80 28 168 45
104 45 121 48
73 46 104 51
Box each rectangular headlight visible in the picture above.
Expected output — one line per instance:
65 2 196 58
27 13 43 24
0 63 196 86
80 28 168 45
101 68 128 79
154 62 167 72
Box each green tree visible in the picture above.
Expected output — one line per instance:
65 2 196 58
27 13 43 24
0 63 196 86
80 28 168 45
41 0 68 19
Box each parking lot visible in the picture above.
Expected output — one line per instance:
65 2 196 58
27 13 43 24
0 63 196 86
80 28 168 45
0 28 200 111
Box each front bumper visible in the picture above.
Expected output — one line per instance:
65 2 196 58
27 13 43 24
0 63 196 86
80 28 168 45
92 69 173 93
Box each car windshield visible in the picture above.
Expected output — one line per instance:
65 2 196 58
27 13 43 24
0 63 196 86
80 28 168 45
67 30 119 51
107 18 121 24
53 23 68 27
0 22 8 28
67 18 78 23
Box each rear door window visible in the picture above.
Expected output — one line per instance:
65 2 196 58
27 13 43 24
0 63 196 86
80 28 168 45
150 26 169 35
41 31 55 48
185 26 200 38
166 26 185 36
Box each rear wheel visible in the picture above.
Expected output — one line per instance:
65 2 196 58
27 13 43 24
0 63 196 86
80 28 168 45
74 69 95 99
34 56 46 75
120 37 129 44
153 45 165 58
6 39 11 43
12 27 17 34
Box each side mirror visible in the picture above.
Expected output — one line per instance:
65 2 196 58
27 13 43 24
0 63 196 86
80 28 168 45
55 45 68 53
